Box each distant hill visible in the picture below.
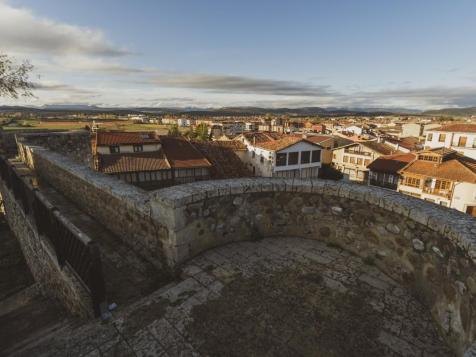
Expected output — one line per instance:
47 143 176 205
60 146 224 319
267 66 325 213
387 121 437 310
0 104 420 117
422 107 476 116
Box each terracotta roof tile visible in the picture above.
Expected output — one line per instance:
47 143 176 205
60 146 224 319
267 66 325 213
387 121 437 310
367 153 416 174
360 141 398 155
212 140 247 151
191 141 252 179
429 124 476 133
255 137 321 152
98 151 170 174
96 131 160 145
399 154 476 183
160 136 211 168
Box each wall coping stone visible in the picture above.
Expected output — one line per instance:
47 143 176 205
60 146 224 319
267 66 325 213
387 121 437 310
151 177 476 263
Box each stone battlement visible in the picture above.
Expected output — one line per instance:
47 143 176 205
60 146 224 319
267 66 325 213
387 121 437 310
4 140 476 355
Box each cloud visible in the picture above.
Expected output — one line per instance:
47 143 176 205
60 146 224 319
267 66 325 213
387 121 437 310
145 73 338 97
0 2 128 57
32 81 97 95
353 86 476 108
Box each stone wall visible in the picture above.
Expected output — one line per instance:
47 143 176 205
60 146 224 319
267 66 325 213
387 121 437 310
19 143 169 271
6 138 476 354
149 178 476 355
0 180 94 318
16 130 93 167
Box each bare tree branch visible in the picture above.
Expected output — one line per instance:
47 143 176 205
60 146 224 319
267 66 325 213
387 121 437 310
0 53 34 99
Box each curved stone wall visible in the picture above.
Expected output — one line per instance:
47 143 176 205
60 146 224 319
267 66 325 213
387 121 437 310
150 178 476 355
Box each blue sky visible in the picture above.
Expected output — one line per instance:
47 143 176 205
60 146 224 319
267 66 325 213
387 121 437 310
1 0 476 109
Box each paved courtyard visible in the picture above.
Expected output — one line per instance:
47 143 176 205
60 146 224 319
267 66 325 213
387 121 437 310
14 237 452 357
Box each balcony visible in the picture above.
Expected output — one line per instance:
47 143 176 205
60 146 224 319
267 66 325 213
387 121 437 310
344 149 371 156
422 187 451 199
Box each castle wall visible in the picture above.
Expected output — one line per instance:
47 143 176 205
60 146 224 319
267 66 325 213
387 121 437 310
0 182 94 318
20 145 170 271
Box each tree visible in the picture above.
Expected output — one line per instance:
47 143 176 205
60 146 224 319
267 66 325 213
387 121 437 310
0 53 34 99
194 123 209 141
167 124 181 136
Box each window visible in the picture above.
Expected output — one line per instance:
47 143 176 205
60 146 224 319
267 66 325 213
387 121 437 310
473 138 476 148
438 134 446 142
109 145 120 154
350 157 355 164
276 153 287 166
427 133 433 141
252 151 256 158
357 158 363 166
418 154 439 162
434 180 451 191
288 152 299 165
440 201 448 207
403 176 421 188
343 155 349 163
311 150 321 163
458 136 467 147
364 159 370 166
133 144 143 152
333 153 336 159
301 151 310 164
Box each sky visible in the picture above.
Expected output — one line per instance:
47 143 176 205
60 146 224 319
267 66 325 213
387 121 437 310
1 0 476 109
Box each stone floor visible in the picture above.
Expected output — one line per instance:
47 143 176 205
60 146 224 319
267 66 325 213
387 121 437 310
11 237 453 357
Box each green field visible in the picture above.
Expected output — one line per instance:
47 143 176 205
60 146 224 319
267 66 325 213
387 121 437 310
0 119 186 134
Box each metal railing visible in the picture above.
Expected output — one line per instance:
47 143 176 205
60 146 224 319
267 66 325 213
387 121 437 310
0 156 106 317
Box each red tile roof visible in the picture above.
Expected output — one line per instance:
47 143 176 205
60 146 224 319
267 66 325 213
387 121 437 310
96 131 161 145
191 141 252 178
360 141 398 155
399 153 476 183
242 132 284 144
367 153 416 174
212 140 247 151
97 151 170 174
159 136 211 168
428 124 476 133
385 137 422 151
255 137 322 152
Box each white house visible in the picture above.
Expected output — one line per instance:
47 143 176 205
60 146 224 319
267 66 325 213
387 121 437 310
177 118 191 127
342 125 364 136
425 124 476 159
240 135 322 178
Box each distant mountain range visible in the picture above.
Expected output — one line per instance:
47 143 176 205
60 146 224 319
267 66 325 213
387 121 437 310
0 104 420 116
422 107 476 116
0 104 474 117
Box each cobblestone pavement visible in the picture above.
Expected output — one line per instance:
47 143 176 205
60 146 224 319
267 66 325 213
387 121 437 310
15 237 452 357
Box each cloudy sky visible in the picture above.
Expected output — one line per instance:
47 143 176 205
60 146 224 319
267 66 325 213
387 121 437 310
1 0 476 109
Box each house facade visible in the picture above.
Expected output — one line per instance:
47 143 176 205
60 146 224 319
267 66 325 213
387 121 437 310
425 124 476 160
331 141 397 182
238 134 322 178
397 148 476 216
